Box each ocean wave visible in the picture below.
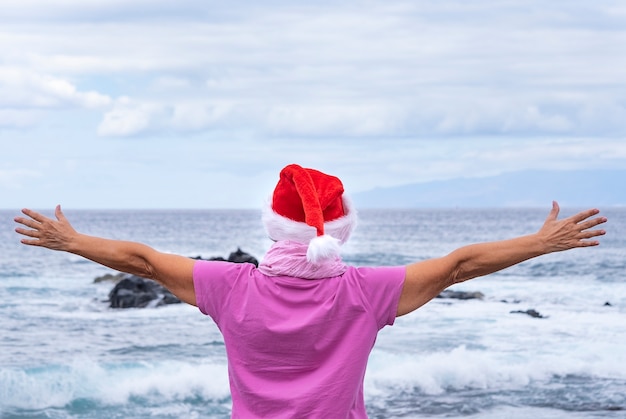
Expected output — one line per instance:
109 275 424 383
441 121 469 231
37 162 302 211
364 345 626 416
365 345 626 396
0 359 230 410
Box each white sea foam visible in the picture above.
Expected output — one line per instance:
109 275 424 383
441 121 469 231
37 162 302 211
366 345 540 396
0 358 230 409
367 341 626 399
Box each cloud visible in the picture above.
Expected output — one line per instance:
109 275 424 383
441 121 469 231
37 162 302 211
2 1 624 140
40 76 111 108
97 97 162 137
95 88 626 139
96 97 240 136
266 104 401 137
151 77 192 91
0 67 111 109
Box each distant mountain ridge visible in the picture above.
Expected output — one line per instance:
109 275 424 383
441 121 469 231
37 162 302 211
352 169 625 208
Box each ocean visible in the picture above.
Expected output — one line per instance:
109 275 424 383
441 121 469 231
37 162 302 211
1 208 625 418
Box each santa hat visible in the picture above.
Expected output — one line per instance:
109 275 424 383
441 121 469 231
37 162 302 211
262 164 357 263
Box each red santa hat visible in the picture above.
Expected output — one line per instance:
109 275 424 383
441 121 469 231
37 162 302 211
262 164 358 263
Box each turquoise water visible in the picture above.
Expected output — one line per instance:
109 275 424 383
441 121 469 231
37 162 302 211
1 208 625 418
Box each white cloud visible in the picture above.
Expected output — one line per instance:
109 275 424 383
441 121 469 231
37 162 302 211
97 98 162 137
0 66 111 109
97 97 239 136
94 89 626 139
169 102 234 131
266 104 400 137
39 75 111 108
151 76 192 91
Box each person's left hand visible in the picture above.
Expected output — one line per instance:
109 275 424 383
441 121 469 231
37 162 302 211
537 201 607 253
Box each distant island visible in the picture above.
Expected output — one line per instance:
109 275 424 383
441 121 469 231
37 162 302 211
351 169 625 208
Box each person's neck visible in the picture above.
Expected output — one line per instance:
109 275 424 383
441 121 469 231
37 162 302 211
258 240 347 279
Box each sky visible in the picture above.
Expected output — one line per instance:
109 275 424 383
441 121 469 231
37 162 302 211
1 0 625 209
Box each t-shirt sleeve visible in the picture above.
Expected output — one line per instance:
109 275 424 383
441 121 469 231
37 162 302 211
353 265 406 329
193 260 246 324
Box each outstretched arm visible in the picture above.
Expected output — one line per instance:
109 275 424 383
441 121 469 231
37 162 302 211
14 205 197 306
396 202 607 317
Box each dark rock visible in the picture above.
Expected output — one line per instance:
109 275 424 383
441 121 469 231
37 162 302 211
227 248 259 266
191 248 258 266
191 255 226 261
604 301 612 306
108 275 181 309
437 290 484 300
500 299 521 304
510 309 546 318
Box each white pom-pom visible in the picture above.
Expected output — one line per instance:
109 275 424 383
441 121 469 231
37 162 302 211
306 234 341 263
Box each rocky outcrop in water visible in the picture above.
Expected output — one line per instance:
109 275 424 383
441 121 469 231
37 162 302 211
108 275 181 308
510 309 547 318
191 247 259 266
100 248 258 309
436 290 485 300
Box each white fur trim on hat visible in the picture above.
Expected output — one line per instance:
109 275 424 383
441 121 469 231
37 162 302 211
262 195 358 248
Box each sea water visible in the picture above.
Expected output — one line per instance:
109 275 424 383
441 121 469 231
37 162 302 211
0 208 624 418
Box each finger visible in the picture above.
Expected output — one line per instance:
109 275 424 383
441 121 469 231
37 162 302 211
20 238 43 247
578 229 606 239
578 216 607 231
576 239 600 247
21 208 47 223
14 217 42 230
570 208 601 224
55 204 66 222
15 227 40 238
546 201 560 222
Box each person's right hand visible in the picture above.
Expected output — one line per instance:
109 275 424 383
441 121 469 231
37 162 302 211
14 205 78 252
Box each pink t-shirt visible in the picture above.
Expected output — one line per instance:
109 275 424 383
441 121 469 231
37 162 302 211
193 261 406 418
